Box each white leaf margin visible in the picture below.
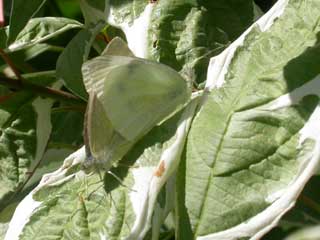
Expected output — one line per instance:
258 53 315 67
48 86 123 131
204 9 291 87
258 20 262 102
7 17 83 52
285 225 320 240
4 146 87 240
6 1 320 239
205 0 288 90
4 82 61 240
4 93 201 240
126 94 201 240
107 3 155 58
200 0 320 239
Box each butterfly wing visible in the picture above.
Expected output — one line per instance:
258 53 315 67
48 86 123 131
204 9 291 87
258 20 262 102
101 57 191 140
84 93 132 168
101 37 134 57
83 55 191 141
82 37 190 166
83 37 134 95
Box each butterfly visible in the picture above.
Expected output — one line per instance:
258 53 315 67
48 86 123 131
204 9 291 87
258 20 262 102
82 37 191 170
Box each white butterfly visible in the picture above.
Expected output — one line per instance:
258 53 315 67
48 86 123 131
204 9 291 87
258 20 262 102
82 37 191 170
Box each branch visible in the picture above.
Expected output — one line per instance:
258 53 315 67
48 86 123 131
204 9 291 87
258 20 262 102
0 0 4 27
0 76 86 105
0 48 23 80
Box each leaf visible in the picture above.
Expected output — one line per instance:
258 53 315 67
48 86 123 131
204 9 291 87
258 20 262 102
5 98 198 240
0 71 57 212
108 0 148 26
79 0 108 26
50 108 84 149
128 98 199 239
285 225 320 240
55 0 82 19
107 0 254 84
0 201 19 240
19 164 135 240
56 23 105 99
1 120 82 235
178 0 320 239
7 0 48 44
23 107 85 191
147 0 254 84
0 27 9 49
7 17 83 52
0 44 63 74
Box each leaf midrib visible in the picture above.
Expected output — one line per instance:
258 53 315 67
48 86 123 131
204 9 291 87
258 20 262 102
193 111 233 236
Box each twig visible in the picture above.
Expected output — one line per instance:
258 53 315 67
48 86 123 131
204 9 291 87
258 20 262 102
0 76 86 105
51 105 86 113
0 48 23 80
0 0 4 27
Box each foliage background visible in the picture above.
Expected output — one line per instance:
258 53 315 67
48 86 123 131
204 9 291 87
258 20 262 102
1 0 320 239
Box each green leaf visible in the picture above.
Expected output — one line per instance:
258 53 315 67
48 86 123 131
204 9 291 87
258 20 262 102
0 44 64 74
178 0 320 238
0 201 19 239
147 0 254 84
8 0 48 44
20 168 135 240
127 98 199 240
0 116 82 230
5 97 198 239
7 17 83 52
0 71 57 212
108 0 148 26
80 0 108 26
285 226 320 240
107 0 254 84
50 108 84 149
56 23 105 99
0 27 9 49
55 0 82 19
23 108 85 192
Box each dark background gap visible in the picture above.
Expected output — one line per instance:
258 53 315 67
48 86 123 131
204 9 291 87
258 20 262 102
254 0 278 12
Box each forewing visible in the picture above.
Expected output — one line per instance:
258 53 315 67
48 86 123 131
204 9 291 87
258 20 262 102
102 58 191 141
101 37 135 57
82 56 132 96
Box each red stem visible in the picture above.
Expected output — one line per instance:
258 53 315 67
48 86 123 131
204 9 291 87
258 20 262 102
0 48 23 80
0 0 4 27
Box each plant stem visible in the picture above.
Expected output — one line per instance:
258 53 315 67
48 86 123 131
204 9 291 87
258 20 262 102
0 0 4 27
0 76 85 105
51 105 86 113
0 48 23 80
